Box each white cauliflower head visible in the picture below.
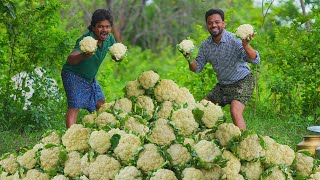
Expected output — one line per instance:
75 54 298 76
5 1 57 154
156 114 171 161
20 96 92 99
125 80 145 98
114 133 142 164
154 79 180 102
136 143 165 172
115 166 143 180
194 140 222 164
80 36 98 53
62 124 91 152
39 146 62 172
89 130 111 154
109 42 127 60
200 165 223 180
135 95 155 118
147 118 176 146
137 70 160 90
240 160 264 180
200 100 224 128
171 108 199 136
222 150 241 176
262 166 293 180
82 112 97 125
175 87 195 105
215 123 241 147
17 149 37 169
52 174 69 180
0 153 19 174
293 152 314 177
95 112 118 128
123 116 149 136
64 151 81 178
23 169 49 180
157 101 173 119
150 169 178 180
114 98 133 113
81 151 95 177
177 39 195 55
237 134 265 161
41 130 61 145
182 167 205 180
97 101 114 113
167 143 191 167
88 155 121 180
235 24 254 40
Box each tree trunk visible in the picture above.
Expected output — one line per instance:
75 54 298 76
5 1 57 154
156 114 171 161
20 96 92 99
299 0 311 31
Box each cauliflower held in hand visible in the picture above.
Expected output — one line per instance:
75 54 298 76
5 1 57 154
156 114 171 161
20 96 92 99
109 43 127 61
80 36 98 53
177 39 195 55
235 24 254 40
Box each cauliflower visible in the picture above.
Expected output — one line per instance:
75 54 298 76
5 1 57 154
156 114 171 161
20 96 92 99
237 134 265 161
64 151 81 178
171 108 198 136
88 130 111 154
97 101 114 113
182 167 205 180
0 153 19 174
200 100 224 128
175 87 195 105
125 80 145 98
114 98 133 113
23 169 49 180
114 133 142 164
137 70 160 90
215 123 241 147
195 129 215 141
200 165 223 180
52 174 69 180
235 24 254 40
95 112 118 128
79 36 98 53
32 143 44 151
62 124 91 152
262 166 293 180
154 79 180 102
82 112 97 125
150 169 178 180
263 136 295 167
135 95 155 118
293 152 314 176
167 144 191 167
81 151 95 177
147 118 176 146
183 138 195 147
39 146 62 172
240 160 264 180
123 116 149 136
41 130 61 145
107 128 127 137
222 150 241 176
194 140 222 167
109 42 127 60
88 155 121 180
136 144 165 172
157 101 173 119
310 172 320 180
223 173 245 180
115 166 143 180
177 39 195 55
17 149 37 169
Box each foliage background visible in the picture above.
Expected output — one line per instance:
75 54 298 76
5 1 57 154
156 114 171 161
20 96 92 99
0 0 319 154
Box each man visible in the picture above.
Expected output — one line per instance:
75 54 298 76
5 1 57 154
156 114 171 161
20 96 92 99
183 8 260 130
61 9 121 128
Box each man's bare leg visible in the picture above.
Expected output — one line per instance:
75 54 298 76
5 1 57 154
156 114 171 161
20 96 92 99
230 100 246 130
66 108 79 128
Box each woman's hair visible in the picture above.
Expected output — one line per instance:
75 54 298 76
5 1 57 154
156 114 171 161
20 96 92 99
87 9 113 31
205 8 224 22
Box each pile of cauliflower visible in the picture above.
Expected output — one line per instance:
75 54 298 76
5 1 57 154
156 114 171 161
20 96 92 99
109 43 127 61
79 36 98 53
235 24 254 41
1 70 320 180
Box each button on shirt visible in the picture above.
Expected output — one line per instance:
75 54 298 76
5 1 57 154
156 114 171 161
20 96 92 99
195 29 260 85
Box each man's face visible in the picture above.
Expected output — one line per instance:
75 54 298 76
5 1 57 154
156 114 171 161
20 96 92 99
92 20 112 41
206 14 225 38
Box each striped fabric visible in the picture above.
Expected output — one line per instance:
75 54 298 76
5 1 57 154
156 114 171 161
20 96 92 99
195 29 260 85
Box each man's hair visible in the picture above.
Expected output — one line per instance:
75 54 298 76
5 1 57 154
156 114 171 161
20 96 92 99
87 9 113 31
205 8 224 22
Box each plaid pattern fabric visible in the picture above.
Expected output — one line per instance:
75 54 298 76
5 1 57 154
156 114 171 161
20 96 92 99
61 70 105 112
195 29 260 85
